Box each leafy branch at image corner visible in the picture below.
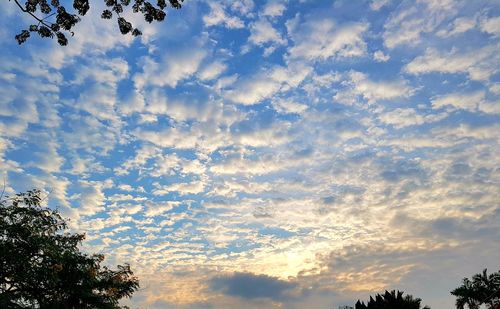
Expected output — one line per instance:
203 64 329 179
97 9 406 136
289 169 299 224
0 189 140 308
10 0 183 46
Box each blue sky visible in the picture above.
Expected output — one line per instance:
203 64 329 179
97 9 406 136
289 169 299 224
1 0 499 308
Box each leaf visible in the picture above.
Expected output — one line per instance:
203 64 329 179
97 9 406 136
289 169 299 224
56 32 68 46
37 25 53 38
73 0 90 15
16 30 30 45
117 17 132 35
101 9 113 19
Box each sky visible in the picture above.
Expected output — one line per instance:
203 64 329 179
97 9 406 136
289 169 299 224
0 0 499 308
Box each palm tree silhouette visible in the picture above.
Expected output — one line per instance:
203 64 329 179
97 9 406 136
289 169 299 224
355 290 430 309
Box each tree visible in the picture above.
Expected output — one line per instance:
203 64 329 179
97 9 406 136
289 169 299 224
9 0 184 46
0 189 139 308
355 290 430 309
451 269 500 309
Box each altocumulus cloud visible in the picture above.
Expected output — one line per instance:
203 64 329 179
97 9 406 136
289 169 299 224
1 0 499 308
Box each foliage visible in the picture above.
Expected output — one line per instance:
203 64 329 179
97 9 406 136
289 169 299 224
10 0 184 45
0 189 139 308
451 269 500 309
355 290 430 309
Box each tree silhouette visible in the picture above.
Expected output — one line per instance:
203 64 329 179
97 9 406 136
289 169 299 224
451 269 500 309
355 290 430 309
0 189 139 308
9 0 183 46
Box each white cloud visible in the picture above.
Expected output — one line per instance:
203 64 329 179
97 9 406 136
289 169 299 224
144 201 180 217
153 179 206 196
224 63 311 105
262 1 286 17
373 50 390 62
272 98 308 114
118 89 146 115
114 145 160 176
489 83 500 95
430 91 499 115
433 123 500 141
134 40 206 89
60 113 121 155
479 100 500 114
437 16 477 37
72 180 108 217
198 61 227 81
370 0 391 11
232 120 293 148
75 84 118 122
72 57 129 86
29 139 63 174
340 71 414 104
133 124 230 154
225 75 281 105
383 0 457 48
230 0 255 16
210 157 286 175
378 108 447 128
480 16 500 36
203 2 245 29
287 17 369 60
248 18 286 47
431 91 485 112
405 45 500 81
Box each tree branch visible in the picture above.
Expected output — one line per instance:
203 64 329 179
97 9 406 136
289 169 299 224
12 0 56 31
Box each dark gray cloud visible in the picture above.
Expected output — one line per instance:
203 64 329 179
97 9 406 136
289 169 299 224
391 209 500 241
210 272 297 301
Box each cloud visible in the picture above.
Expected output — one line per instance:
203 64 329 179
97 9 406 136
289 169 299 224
373 50 390 62
71 180 109 217
134 38 206 89
287 16 369 60
133 122 232 155
262 1 286 17
431 91 485 112
405 45 500 81
248 18 286 50
391 210 500 242
480 16 500 36
224 63 311 105
210 156 287 175
335 71 414 105
203 2 245 29
225 74 281 105
28 137 64 174
144 201 180 217
272 98 308 114
437 16 477 37
383 0 457 48
153 179 207 196
60 113 121 155
2 2 500 308
230 0 255 16
370 0 391 11
378 108 447 128
429 91 499 115
198 61 227 81
210 272 297 301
